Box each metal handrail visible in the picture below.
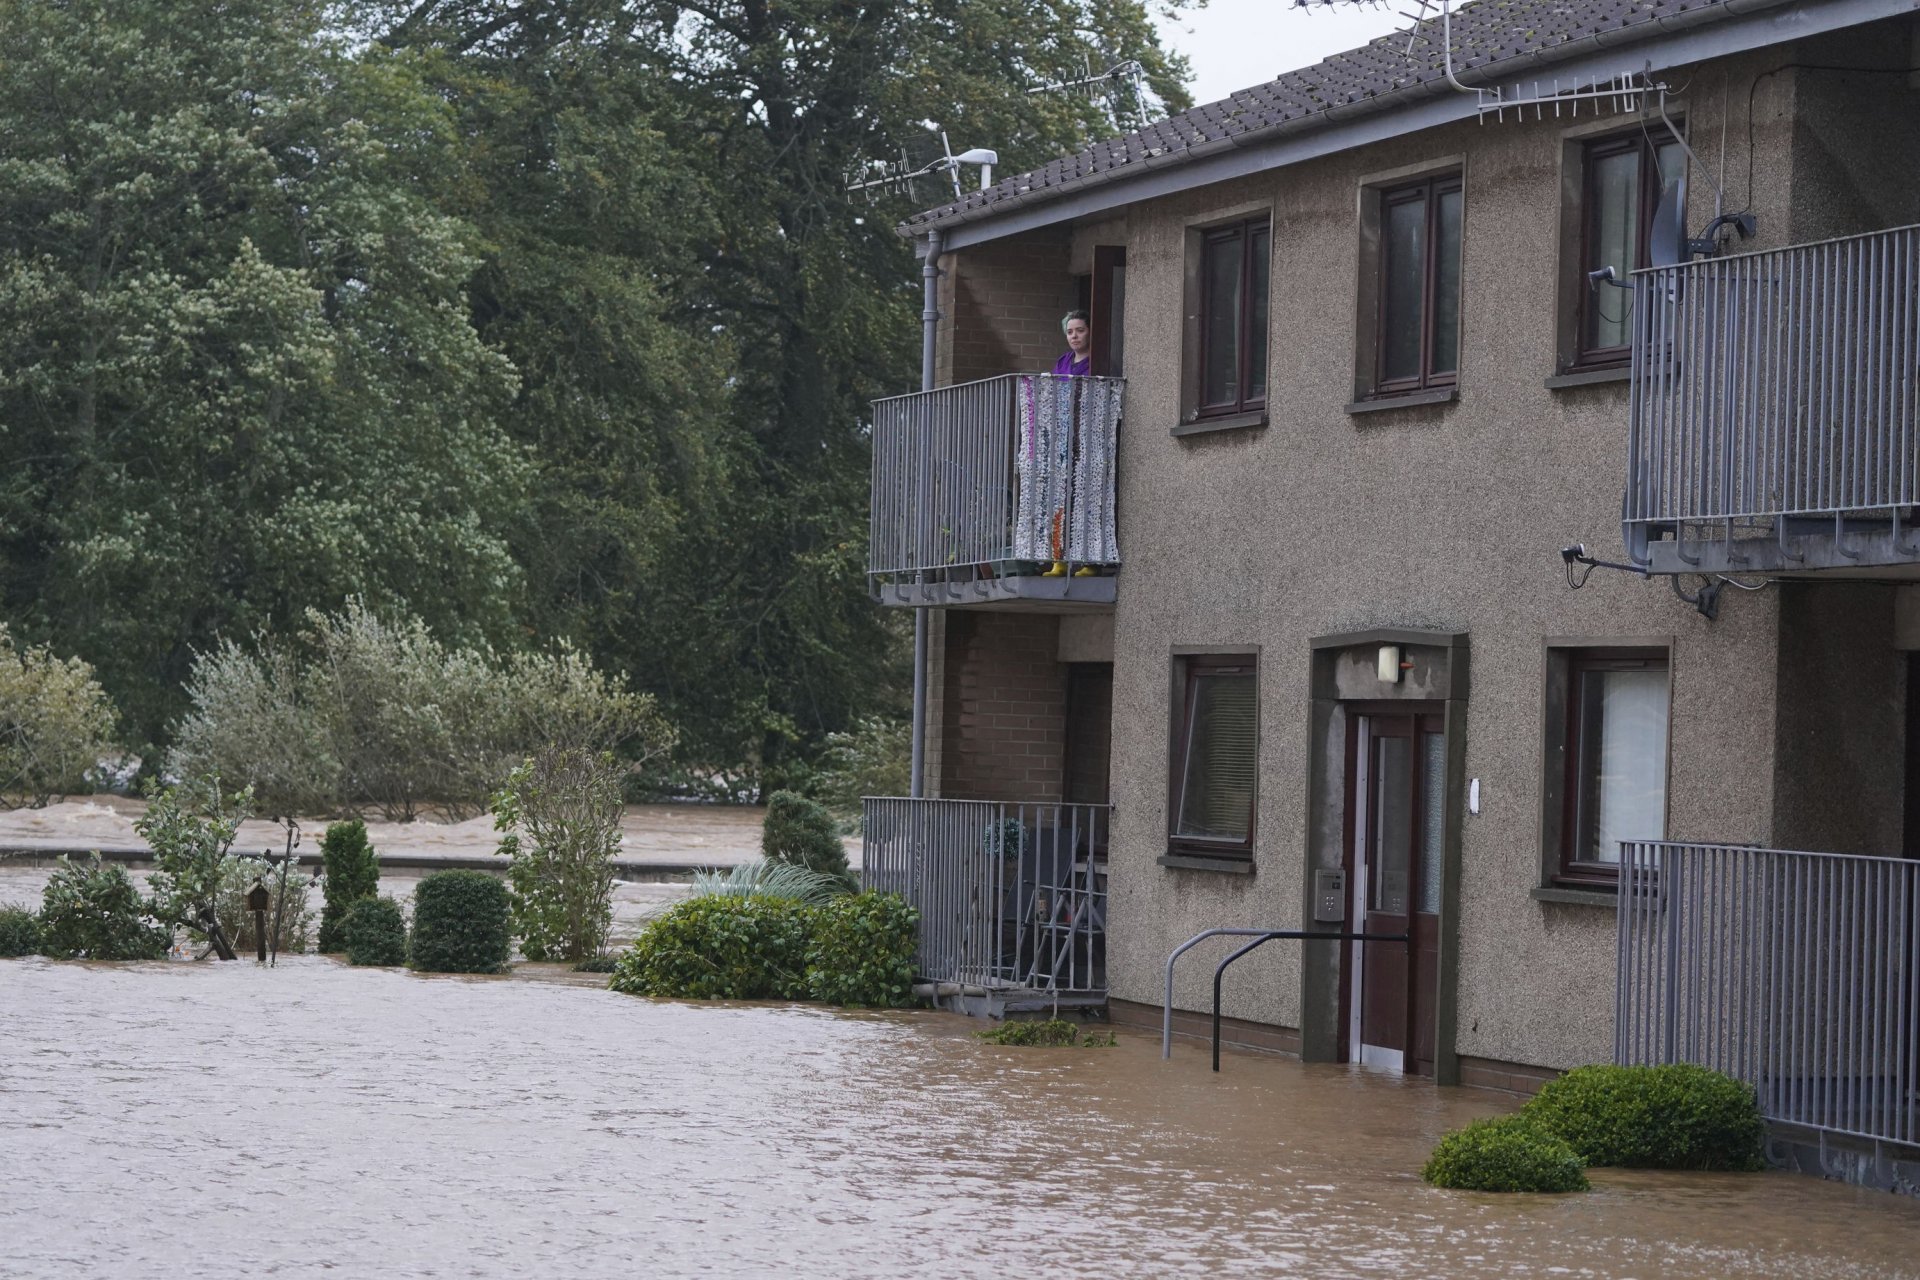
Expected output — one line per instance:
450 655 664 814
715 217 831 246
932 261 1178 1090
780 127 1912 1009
1208 930 1410 1072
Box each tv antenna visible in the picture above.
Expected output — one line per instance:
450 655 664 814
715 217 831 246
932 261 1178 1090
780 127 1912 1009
1029 55 1155 133
844 130 999 203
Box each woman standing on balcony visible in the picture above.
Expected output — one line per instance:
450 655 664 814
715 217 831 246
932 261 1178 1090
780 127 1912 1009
1052 310 1092 377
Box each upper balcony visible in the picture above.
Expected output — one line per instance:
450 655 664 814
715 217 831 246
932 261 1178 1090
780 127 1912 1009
1625 224 1920 576
868 372 1123 609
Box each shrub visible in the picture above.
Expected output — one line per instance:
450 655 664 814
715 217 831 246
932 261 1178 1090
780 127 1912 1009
609 895 813 1000
805 892 918 1007
317 820 380 952
0 625 118 809
761 791 853 886
497 747 621 962
216 857 315 955
807 716 910 824
0 904 42 956
976 1019 1114 1047
690 858 848 907
139 776 251 943
170 601 674 819
38 855 169 960
1422 1116 1591 1193
342 896 408 966
408 870 512 974
1522 1063 1765 1171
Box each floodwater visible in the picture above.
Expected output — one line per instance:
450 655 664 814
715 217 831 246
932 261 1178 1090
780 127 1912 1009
2 961 1918 1279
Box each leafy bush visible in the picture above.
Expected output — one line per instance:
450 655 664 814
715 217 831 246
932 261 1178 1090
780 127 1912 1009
317 820 380 953
343 896 408 967
0 904 42 956
38 855 170 960
806 716 910 823
408 870 512 974
976 1018 1113 1047
139 776 251 942
497 747 621 962
609 895 813 1000
170 600 675 819
1423 1116 1590 1193
690 858 848 907
0 625 118 809
761 791 853 886
216 858 315 955
804 892 918 1006
1521 1064 1764 1171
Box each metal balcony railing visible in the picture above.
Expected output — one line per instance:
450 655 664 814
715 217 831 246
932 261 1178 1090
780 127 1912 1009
1617 840 1920 1149
861 797 1109 996
1625 225 1920 573
867 373 1123 583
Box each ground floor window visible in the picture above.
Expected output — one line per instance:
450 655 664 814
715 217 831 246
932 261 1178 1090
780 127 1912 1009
1170 654 1258 859
1551 647 1670 884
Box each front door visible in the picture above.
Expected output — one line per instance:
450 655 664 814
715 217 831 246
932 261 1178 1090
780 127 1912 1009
1350 711 1444 1075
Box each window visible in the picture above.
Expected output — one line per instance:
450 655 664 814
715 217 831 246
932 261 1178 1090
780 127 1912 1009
1555 649 1669 884
1375 174 1463 394
1577 130 1685 365
1170 654 1258 859
1197 219 1270 417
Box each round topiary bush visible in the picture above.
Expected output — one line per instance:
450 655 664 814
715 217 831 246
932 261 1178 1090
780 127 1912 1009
0 904 42 957
610 895 813 1000
1422 1115 1590 1193
38 855 170 961
805 892 918 1007
1521 1063 1764 1171
761 790 852 886
407 870 511 974
317 820 380 953
342 895 408 967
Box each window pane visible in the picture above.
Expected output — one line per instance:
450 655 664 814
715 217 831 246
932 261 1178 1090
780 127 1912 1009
1381 194 1426 383
1431 187 1462 377
1202 234 1243 407
1585 149 1639 350
1246 226 1270 403
1417 730 1445 914
1575 667 1669 864
1371 734 1411 913
1176 671 1256 842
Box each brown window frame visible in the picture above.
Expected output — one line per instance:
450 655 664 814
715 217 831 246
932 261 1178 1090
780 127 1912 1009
1196 219 1270 419
1575 128 1681 369
1168 653 1259 861
1373 173 1462 396
1556 647 1669 887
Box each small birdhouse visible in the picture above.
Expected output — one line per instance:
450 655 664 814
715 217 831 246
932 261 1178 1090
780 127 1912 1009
246 879 271 913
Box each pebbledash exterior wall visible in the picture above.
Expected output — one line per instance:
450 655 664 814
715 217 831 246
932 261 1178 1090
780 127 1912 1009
919 22 1920 1079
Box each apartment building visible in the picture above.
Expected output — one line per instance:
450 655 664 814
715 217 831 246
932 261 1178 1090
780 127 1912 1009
862 0 1920 1189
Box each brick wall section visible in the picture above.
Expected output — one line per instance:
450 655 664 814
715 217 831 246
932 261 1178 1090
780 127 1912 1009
945 229 1078 385
937 611 1067 803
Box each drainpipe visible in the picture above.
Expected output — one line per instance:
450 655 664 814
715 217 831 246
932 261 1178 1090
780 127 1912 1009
910 228 942 798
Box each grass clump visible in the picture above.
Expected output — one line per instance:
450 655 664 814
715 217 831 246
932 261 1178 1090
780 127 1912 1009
570 953 619 973
1521 1063 1764 1171
342 896 408 967
407 870 511 974
0 904 42 956
976 1018 1114 1047
1422 1115 1590 1193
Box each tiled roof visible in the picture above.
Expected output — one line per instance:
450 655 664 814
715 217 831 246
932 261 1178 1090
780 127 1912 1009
903 0 1748 235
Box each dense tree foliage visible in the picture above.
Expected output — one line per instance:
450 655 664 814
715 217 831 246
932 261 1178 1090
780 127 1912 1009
0 0 1193 787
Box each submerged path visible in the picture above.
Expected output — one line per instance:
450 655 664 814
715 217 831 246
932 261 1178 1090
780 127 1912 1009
1 959 1917 1278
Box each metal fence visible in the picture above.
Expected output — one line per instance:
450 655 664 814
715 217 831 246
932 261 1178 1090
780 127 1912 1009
1617 840 1920 1148
861 797 1109 995
1626 224 1920 562
867 373 1123 580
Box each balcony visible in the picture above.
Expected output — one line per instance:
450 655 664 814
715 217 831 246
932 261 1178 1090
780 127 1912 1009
1625 224 1920 575
868 373 1123 609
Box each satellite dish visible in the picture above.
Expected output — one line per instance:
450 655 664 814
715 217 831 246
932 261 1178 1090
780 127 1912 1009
1649 176 1689 268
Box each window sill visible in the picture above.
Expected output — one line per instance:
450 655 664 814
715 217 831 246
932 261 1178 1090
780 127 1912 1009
1530 884 1616 907
1344 387 1457 415
1544 365 1631 390
1158 853 1256 874
1171 410 1267 438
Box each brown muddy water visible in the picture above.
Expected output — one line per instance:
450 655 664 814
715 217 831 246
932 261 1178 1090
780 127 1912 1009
2 959 1917 1279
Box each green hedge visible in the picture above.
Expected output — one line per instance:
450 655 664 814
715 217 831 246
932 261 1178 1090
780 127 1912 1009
342 896 408 967
1422 1116 1590 1193
0 905 42 957
38 855 170 961
1522 1063 1764 1171
407 870 511 974
317 820 380 953
609 891 919 1006
761 791 853 886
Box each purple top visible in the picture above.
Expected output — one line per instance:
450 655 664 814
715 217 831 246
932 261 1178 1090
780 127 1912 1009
1052 351 1091 377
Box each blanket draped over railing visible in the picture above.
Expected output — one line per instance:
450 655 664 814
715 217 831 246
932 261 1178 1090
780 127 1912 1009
1011 375 1122 564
